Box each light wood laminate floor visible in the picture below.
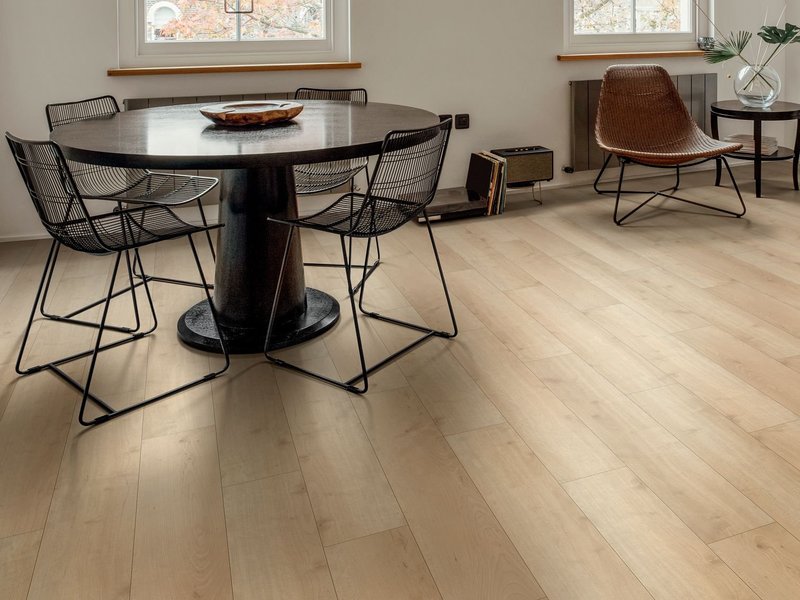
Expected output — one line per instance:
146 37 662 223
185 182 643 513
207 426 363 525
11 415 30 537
3 164 800 599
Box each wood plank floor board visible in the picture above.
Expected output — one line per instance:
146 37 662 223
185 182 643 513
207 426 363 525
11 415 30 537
448 424 651 600
752 420 800 471
224 471 337 600
530 354 772 543
565 467 758 600
395 338 506 437
212 358 299 488
0 529 42 600
0 373 75 539
670 245 800 311
292 421 406 547
555 252 711 333
449 329 623 483
587 303 797 432
527 215 652 272
498 216 583 258
275 355 407 547
709 280 800 342
631 384 800 542
509 284 672 394
515 250 619 311
710 523 800 600
447 270 571 362
351 387 545 600
131 426 232 600
631 267 800 360
436 229 539 292
325 526 443 600
676 325 800 416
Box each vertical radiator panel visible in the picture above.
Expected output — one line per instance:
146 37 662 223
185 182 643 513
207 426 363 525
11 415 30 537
569 73 717 172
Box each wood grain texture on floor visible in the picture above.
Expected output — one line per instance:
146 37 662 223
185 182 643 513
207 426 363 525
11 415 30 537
3 163 800 598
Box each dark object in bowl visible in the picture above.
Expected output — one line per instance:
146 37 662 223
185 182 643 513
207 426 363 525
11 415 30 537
200 101 304 126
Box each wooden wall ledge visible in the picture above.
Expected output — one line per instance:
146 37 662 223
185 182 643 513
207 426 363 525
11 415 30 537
557 50 704 61
108 61 362 77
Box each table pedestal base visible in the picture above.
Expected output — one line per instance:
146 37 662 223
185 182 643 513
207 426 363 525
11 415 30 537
178 288 339 354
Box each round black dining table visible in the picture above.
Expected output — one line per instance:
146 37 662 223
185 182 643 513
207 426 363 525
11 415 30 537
50 100 440 353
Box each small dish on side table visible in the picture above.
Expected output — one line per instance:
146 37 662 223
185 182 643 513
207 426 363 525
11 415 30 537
200 101 304 126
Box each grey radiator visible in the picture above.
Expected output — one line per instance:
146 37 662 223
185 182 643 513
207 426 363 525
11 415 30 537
569 73 718 172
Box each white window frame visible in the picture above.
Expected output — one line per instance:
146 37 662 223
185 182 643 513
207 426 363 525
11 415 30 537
117 0 350 68
565 0 712 53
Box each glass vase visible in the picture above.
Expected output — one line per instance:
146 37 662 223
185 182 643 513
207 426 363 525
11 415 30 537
734 65 781 108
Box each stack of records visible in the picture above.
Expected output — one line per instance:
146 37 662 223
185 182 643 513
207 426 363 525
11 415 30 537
724 133 779 155
466 151 507 216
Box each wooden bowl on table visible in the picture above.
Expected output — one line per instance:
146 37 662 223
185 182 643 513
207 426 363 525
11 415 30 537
200 101 304 127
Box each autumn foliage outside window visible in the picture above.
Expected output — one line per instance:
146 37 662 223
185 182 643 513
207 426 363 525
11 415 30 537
145 0 324 43
574 0 693 35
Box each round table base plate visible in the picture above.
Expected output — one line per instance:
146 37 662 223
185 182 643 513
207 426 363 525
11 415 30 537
178 288 340 354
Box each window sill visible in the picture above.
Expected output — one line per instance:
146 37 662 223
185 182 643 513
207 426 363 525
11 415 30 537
557 50 704 62
107 61 362 77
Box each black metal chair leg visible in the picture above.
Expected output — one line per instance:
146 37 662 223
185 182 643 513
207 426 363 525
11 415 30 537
594 153 614 194
265 229 369 393
36 241 144 334
77 252 123 425
131 231 215 290
197 198 217 261
607 155 746 225
68 236 228 427
16 239 59 375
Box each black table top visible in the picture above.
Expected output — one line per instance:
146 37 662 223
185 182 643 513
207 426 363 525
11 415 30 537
50 100 440 170
711 100 800 120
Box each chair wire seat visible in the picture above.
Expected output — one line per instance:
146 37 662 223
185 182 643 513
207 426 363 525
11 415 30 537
292 87 377 288
593 64 747 225
46 95 218 286
292 88 370 194
6 133 229 426
265 119 457 394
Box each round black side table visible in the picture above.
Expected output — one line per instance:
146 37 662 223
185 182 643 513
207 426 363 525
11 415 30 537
711 100 800 198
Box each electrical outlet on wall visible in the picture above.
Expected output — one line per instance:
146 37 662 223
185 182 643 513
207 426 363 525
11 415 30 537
455 114 470 129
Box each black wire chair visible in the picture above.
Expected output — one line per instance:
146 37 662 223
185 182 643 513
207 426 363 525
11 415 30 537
265 119 456 393
6 133 229 426
46 95 218 287
293 88 379 289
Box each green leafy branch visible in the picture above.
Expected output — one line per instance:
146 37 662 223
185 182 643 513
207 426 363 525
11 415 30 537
695 2 800 91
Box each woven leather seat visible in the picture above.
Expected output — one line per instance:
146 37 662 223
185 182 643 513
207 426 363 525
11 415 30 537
594 64 747 225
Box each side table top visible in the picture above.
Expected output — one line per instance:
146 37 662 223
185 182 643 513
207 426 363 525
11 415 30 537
711 100 800 119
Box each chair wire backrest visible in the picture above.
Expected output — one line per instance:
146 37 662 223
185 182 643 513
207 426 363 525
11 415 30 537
45 95 121 131
6 134 108 253
595 64 699 153
45 95 152 197
352 119 451 236
294 88 368 104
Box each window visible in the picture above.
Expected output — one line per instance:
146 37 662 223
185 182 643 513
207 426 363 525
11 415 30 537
567 0 710 51
118 0 349 67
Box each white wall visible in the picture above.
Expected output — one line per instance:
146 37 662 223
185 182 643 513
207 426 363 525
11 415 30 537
0 0 789 240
